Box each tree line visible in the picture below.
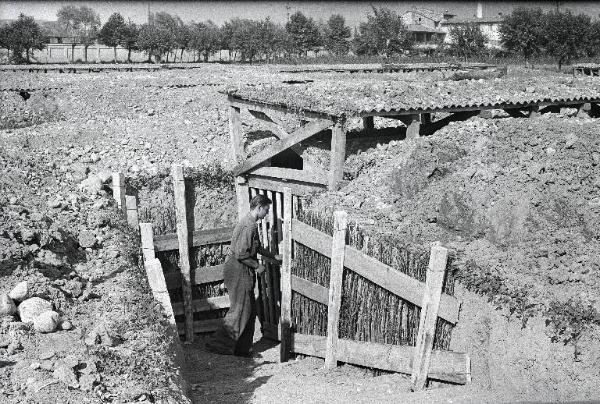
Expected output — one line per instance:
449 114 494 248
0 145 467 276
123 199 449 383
1 5 600 69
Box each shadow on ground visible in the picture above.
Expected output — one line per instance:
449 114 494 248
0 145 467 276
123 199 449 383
181 327 276 404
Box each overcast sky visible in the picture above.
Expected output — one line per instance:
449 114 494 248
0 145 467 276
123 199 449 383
1 1 599 28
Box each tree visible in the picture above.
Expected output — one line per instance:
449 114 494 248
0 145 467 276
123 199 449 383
449 23 487 60
352 6 412 57
324 14 351 56
98 12 127 62
544 10 591 69
2 14 46 63
190 21 221 62
137 12 178 62
174 22 192 62
587 20 600 57
285 11 321 57
500 7 546 65
56 5 100 62
122 21 140 63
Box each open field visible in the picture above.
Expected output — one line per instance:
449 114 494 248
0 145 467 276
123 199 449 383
1 63 600 402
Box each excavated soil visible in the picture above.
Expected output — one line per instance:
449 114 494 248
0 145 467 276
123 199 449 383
2 64 600 403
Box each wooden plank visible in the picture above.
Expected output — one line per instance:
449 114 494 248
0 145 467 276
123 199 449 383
112 172 126 212
172 164 194 342
233 119 333 176
229 105 244 159
172 295 230 316
247 176 326 196
125 195 139 228
268 190 281 322
144 258 176 325
325 211 347 369
328 120 347 191
291 333 470 384
139 222 155 263
163 264 225 290
291 219 460 324
251 167 329 186
291 275 329 305
177 318 224 335
412 243 449 391
280 187 293 362
235 176 250 219
153 227 233 252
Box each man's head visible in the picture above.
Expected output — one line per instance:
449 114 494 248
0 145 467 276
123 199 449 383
250 194 272 220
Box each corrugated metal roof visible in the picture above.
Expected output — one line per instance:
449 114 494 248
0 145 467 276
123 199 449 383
227 76 600 117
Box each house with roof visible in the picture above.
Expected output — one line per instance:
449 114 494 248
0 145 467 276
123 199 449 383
440 3 504 48
401 8 449 47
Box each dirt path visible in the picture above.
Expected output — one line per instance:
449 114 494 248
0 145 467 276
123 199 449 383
181 323 501 404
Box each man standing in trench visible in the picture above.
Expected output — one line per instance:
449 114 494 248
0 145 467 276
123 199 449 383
206 194 281 357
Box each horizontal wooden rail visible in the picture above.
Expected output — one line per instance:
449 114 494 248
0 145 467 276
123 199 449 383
163 264 225 290
247 176 326 196
292 333 470 384
251 167 329 186
176 318 224 335
154 227 233 252
291 275 329 305
172 295 230 316
291 219 460 324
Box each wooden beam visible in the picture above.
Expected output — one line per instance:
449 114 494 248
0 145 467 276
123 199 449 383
291 219 460 324
233 119 333 176
291 275 329 305
247 176 326 196
229 95 336 120
153 227 233 252
280 188 293 362
251 167 329 186
325 211 347 369
172 164 194 342
144 258 176 325
328 119 347 191
229 105 244 159
112 172 126 213
172 295 230 316
139 222 155 263
235 176 250 219
125 195 138 229
411 243 449 391
291 333 471 384
164 264 225 290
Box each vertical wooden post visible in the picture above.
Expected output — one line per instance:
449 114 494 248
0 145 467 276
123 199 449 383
112 172 126 213
125 195 139 229
280 188 293 362
139 222 155 263
325 211 347 370
145 258 177 326
329 118 347 191
275 191 284 253
411 242 448 391
230 104 249 219
171 164 194 342
235 177 250 218
406 114 421 139
260 190 275 326
421 113 432 125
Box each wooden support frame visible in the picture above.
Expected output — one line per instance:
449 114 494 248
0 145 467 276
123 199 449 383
172 164 194 342
153 227 233 252
125 195 139 229
329 119 347 191
280 187 293 362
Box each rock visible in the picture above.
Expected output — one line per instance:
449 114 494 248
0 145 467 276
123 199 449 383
0 335 10 348
62 279 83 298
33 311 60 333
79 373 100 392
20 228 37 244
60 320 72 330
47 198 62 209
7 340 22 355
78 230 96 249
39 349 56 360
0 294 17 316
40 361 54 371
53 363 79 388
18 297 53 323
9 281 28 302
78 175 103 195
30 362 41 370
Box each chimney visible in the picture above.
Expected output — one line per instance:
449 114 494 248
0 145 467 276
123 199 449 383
477 2 483 19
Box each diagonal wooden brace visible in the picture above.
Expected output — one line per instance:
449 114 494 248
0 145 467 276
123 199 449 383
233 118 333 176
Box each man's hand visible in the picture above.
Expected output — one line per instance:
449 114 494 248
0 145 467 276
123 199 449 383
256 264 265 275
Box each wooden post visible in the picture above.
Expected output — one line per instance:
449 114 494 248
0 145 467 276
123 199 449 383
329 118 347 191
275 191 284 253
145 258 176 325
125 195 139 229
325 211 347 370
529 106 540 118
139 222 155 263
235 177 250 218
411 242 449 391
406 114 421 139
280 187 293 362
230 105 249 219
112 172 126 213
171 164 194 342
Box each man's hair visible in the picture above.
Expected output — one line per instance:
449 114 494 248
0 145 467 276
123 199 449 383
250 194 272 210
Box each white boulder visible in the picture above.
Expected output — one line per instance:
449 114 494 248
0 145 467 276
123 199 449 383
0 294 17 316
8 281 28 302
18 297 53 323
34 311 60 333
